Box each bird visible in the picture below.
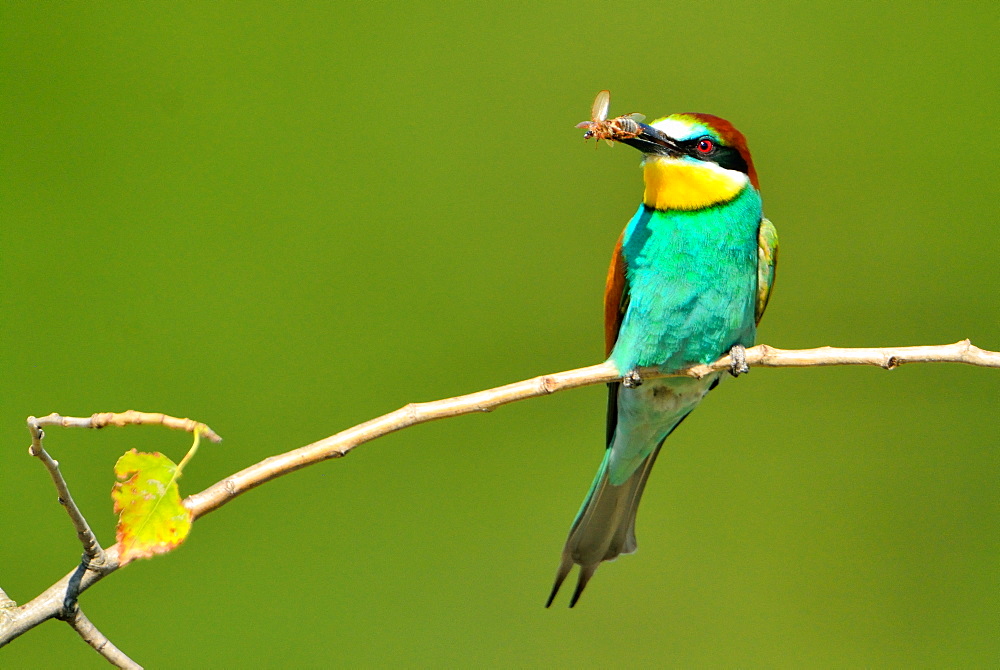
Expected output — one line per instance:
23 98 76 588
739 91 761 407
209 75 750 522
546 101 778 607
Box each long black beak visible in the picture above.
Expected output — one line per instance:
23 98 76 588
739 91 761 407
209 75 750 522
620 123 681 156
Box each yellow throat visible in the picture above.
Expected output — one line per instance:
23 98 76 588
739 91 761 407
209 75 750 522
642 155 747 210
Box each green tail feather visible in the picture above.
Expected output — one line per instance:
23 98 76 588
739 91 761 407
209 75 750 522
546 440 665 608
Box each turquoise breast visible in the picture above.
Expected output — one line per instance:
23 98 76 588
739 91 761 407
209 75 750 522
610 185 762 373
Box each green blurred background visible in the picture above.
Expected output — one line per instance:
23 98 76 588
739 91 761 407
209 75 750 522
2 1 997 666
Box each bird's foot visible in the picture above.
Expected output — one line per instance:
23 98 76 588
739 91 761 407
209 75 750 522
729 344 749 377
623 369 643 388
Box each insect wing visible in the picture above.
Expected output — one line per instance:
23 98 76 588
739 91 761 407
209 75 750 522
591 90 611 122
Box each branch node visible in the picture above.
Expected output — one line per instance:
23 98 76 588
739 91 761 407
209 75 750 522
756 344 777 365
683 363 712 379
0 588 15 610
401 403 420 424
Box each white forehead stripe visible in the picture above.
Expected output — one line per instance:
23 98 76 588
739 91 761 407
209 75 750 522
650 117 711 142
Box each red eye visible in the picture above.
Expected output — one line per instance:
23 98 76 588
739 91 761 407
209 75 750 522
697 138 714 154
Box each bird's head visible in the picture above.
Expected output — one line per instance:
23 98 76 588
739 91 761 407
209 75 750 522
621 113 758 211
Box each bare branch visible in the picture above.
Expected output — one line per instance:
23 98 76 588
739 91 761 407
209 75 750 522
26 418 106 566
183 361 620 519
184 340 999 519
3 340 998 648
31 411 222 443
63 605 142 669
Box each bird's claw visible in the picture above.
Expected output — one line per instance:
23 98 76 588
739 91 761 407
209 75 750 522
729 344 749 377
623 369 643 388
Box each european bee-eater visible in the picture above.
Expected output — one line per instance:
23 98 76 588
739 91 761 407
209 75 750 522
547 108 778 607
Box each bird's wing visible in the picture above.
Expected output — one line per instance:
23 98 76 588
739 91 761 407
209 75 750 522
603 231 630 446
604 230 629 357
755 217 779 325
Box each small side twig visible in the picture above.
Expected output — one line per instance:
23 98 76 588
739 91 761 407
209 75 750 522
26 419 105 566
31 411 222 443
62 605 142 670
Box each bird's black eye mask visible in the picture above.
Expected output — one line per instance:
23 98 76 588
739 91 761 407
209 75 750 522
622 125 750 178
676 136 750 176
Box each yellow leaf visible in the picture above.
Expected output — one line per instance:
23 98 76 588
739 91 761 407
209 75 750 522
112 449 192 565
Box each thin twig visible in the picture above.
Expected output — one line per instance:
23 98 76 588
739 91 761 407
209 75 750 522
26 419 106 565
63 605 142 669
31 411 222 443
2 340 998 648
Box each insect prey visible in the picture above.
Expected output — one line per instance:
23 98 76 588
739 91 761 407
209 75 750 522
576 90 646 145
